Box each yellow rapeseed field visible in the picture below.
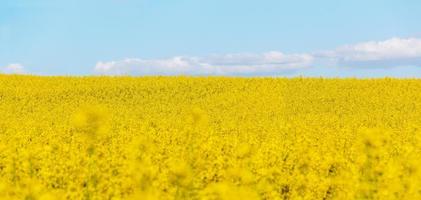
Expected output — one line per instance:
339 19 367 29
0 75 420 200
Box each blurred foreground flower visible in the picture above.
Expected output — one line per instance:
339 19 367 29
72 104 110 140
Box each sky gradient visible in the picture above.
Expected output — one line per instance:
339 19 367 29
1 0 421 76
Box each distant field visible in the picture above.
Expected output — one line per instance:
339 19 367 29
0 75 420 199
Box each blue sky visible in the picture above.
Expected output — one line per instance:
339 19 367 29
1 0 421 76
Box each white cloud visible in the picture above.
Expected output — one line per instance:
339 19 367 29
1 63 26 74
95 37 421 75
95 52 313 75
317 37 421 67
95 57 200 75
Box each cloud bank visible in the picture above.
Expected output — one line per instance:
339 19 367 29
1 63 26 74
318 37 421 67
95 37 421 75
95 52 313 75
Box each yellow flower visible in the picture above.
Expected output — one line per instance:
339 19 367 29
1 75 420 199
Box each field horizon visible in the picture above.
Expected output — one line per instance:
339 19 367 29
3 1 421 199
4 74 421 80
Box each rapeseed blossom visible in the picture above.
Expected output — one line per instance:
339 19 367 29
0 75 420 199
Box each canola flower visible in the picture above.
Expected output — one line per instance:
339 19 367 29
0 75 420 199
